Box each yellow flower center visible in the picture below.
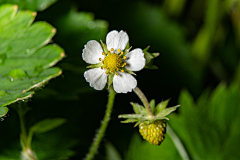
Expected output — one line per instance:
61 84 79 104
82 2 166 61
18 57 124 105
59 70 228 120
99 48 127 75
104 54 122 72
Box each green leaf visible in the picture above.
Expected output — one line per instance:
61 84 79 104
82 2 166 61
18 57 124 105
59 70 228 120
0 0 57 11
156 105 180 117
169 83 240 160
125 133 182 160
0 4 64 117
155 99 170 115
149 99 155 113
105 142 122 160
191 0 220 63
30 118 66 134
0 106 8 117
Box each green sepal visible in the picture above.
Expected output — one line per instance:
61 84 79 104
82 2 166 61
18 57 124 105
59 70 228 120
156 105 180 117
120 119 138 123
100 40 108 54
107 72 114 88
118 114 144 119
123 46 132 56
149 99 155 113
126 42 130 50
134 120 145 127
87 62 102 69
124 68 136 75
130 102 146 115
143 46 159 69
155 99 170 115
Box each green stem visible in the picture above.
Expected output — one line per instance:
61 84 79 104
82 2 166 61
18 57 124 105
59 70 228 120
14 103 37 160
18 103 28 151
167 125 190 160
84 86 116 160
133 87 154 117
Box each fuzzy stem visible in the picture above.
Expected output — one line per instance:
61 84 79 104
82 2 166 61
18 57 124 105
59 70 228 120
133 87 154 117
84 86 116 160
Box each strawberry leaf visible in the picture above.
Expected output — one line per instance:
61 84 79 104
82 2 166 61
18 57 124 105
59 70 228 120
0 0 57 11
0 4 64 117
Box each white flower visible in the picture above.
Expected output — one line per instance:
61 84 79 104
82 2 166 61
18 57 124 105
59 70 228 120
82 30 146 93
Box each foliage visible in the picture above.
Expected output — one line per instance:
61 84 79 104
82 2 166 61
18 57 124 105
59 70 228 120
169 83 240 160
124 83 240 160
0 4 63 117
0 0 240 159
0 0 57 11
126 133 182 160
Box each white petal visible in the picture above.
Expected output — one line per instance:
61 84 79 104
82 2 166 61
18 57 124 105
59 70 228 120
113 72 137 93
106 30 129 52
82 40 104 64
84 68 107 90
124 48 146 71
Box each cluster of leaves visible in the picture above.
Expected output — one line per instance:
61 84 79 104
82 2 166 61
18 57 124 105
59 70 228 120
169 83 240 160
107 83 240 160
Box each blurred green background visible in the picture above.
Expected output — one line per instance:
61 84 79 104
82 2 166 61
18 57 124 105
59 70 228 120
1 0 240 159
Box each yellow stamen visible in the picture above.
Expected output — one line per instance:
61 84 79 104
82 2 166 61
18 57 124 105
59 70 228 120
107 51 110 54
117 49 121 52
111 48 114 51
101 67 103 69
105 71 109 74
124 62 127 66
99 58 102 61
121 70 124 72
123 56 126 60
121 51 124 55
116 73 119 76
102 52 105 55
116 68 119 71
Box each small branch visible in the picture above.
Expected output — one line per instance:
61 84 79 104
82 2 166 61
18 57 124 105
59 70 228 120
84 86 116 160
133 87 154 117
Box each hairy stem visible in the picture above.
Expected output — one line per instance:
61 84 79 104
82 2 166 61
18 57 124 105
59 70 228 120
84 86 116 160
133 87 154 117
